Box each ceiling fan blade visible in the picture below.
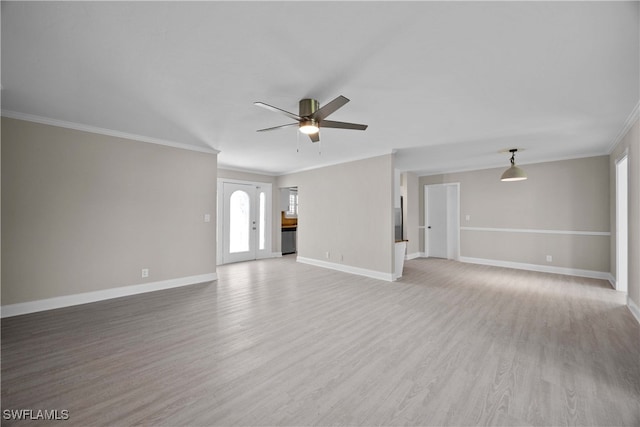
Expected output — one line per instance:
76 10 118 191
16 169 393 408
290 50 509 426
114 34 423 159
254 102 302 121
309 132 320 143
320 120 368 131
256 123 298 132
312 95 349 121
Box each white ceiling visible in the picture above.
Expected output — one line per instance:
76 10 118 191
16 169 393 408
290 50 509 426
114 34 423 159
2 1 639 176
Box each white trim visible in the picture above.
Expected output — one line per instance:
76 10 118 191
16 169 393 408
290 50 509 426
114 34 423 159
415 152 610 178
607 101 640 154
284 150 395 175
218 165 279 177
218 178 273 264
460 226 610 237
0 273 217 318
220 151 395 177
405 252 421 261
627 296 640 326
1 110 219 155
615 154 629 294
218 177 271 186
296 256 394 282
615 147 630 164
459 256 611 281
607 273 616 290
216 180 224 266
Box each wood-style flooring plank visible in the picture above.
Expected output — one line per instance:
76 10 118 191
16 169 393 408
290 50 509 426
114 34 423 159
2 257 639 426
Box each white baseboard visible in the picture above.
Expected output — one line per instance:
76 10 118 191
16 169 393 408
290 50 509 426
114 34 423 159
405 252 421 261
459 257 611 281
607 274 616 290
296 256 393 282
628 296 640 325
1 273 218 318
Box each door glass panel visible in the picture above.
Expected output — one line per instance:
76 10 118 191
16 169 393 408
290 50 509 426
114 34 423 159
229 190 250 253
259 192 266 250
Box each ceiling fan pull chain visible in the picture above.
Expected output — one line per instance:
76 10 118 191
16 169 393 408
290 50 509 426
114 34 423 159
296 130 300 153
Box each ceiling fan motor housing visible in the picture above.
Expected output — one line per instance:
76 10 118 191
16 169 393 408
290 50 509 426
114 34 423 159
299 99 319 117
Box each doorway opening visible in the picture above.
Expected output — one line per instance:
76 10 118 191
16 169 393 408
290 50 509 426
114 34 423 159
217 179 272 264
424 183 460 260
615 154 628 293
280 187 298 255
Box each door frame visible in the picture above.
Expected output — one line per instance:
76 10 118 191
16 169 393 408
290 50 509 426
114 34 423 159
615 152 629 293
217 178 273 265
424 183 460 260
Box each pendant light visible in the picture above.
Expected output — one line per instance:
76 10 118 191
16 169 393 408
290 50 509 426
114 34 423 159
500 149 527 182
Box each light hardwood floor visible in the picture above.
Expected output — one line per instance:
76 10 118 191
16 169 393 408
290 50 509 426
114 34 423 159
2 257 639 426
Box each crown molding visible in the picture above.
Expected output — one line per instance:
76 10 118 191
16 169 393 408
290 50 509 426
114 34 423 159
607 101 640 154
1 110 220 155
281 150 395 176
414 151 609 178
217 164 279 177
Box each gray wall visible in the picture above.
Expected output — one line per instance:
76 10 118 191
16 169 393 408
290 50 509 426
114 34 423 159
2 117 217 305
419 155 610 273
278 154 395 275
610 116 640 308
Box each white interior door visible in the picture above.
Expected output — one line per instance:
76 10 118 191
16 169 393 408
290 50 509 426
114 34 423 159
426 185 448 258
223 182 257 264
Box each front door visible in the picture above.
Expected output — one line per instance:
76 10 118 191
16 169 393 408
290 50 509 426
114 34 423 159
222 182 258 263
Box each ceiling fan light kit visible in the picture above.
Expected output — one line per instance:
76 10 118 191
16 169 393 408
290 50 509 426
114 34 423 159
299 119 319 135
254 95 368 143
500 148 527 182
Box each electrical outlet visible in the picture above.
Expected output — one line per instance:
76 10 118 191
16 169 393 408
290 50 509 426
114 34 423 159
325 251 330 259
204 214 211 223
142 268 149 278
546 255 552 263
465 214 471 221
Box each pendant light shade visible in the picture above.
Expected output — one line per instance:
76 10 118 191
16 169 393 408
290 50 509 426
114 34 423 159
500 149 527 182
500 165 527 181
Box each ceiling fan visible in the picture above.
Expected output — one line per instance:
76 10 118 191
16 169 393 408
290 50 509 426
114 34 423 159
254 95 368 142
